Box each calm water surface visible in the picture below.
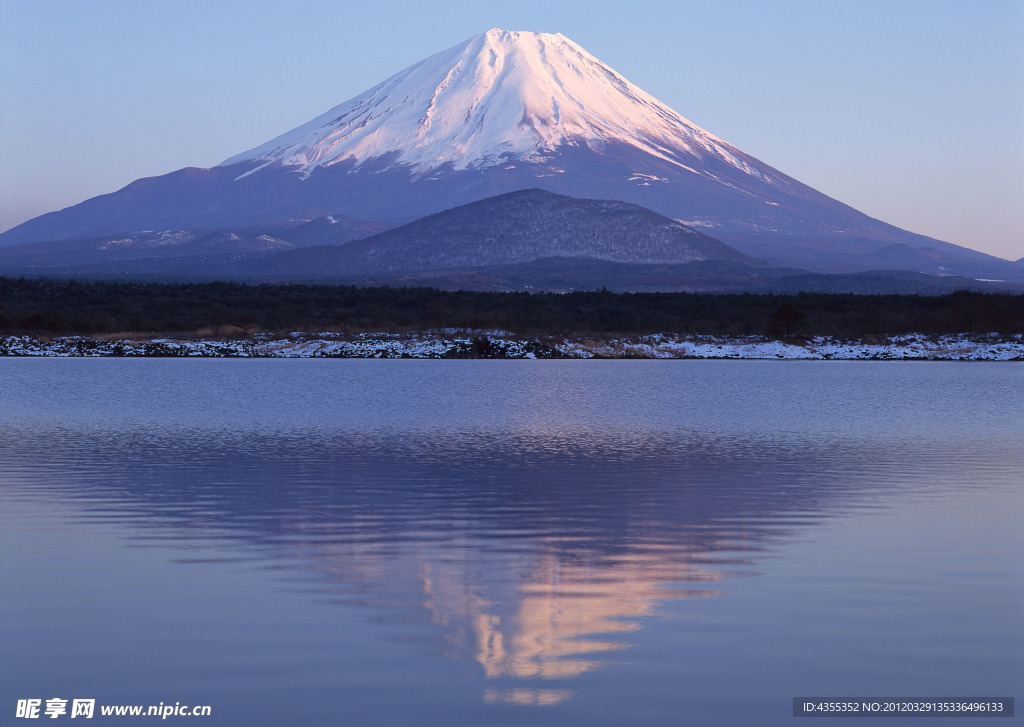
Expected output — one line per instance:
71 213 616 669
1 360 1021 725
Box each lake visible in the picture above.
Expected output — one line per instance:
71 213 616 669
1 360 1020 725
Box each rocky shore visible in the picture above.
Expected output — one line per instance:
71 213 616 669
2 332 1022 360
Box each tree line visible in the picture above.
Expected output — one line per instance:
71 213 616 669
1 277 1021 339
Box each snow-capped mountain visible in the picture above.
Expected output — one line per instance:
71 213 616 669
1 28 1018 282
221 29 763 182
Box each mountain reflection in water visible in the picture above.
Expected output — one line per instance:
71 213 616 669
2 422 960 692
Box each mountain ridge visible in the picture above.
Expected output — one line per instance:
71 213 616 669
3 188 1020 295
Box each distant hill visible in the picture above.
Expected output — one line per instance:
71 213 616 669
0 215 383 280
254 189 759 279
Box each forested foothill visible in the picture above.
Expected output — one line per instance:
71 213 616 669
1 277 1021 340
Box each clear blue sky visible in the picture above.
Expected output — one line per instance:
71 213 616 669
1 0 1022 260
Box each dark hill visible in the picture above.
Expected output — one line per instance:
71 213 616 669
257 189 761 279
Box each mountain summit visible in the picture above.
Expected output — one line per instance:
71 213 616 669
221 29 763 183
1 28 1017 282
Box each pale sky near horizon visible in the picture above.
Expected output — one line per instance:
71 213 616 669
1 0 1022 260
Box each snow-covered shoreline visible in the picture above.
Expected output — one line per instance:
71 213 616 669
2 332 1022 360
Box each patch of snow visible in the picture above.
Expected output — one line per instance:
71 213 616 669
99 239 136 250
629 173 669 183
233 159 275 181
155 230 194 245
